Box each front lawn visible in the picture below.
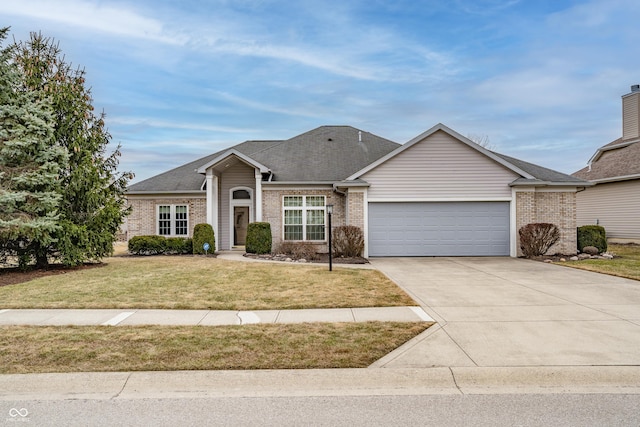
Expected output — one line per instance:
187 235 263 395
557 244 640 281
0 256 415 310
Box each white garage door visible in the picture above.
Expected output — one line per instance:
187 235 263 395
368 202 510 256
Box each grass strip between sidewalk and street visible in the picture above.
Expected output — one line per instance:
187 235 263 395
0 256 415 310
0 322 431 374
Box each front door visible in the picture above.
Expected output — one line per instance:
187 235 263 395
234 206 249 246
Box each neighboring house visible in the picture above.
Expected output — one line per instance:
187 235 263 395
573 85 640 243
126 123 588 257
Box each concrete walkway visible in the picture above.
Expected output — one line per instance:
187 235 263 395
0 306 432 326
370 257 640 368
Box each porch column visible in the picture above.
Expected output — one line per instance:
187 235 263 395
255 170 262 222
206 171 220 251
212 175 219 251
206 169 214 224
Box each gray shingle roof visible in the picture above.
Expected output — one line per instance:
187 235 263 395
573 139 640 181
127 139 283 192
492 152 589 184
247 126 401 182
128 126 400 192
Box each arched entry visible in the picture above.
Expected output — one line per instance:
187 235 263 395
230 187 253 247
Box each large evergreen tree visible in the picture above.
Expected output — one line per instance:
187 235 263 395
0 28 68 268
2 30 132 267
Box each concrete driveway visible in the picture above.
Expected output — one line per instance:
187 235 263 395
370 257 640 368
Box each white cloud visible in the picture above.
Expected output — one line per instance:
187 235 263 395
0 0 186 44
109 116 256 134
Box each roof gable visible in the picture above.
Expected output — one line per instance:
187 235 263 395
196 149 271 174
349 123 535 181
347 123 585 186
127 139 282 193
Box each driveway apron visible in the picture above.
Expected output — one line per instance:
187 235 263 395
370 257 640 368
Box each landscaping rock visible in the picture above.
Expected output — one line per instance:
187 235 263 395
577 253 592 260
582 246 600 255
570 256 579 261
602 253 614 259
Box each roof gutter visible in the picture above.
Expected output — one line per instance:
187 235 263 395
588 173 640 184
126 190 206 195
509 180 594 188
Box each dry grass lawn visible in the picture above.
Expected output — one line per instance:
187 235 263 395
557 244 640 281
0 252 428 373
0 255 415 310
0 322 430 374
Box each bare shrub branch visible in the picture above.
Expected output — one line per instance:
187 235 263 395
519 223 560 257
332 226 364 258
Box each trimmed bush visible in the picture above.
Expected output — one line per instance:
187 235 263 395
332 225 364 257
245 222 272 254
128 235 167 255
193 223 215 255
127 236 193 255
577 225 607 253
277 241 319 260
519 223 560 257
166 237 193 254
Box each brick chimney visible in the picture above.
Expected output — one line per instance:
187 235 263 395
622 84 640 141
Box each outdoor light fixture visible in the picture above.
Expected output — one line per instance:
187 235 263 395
326 204 334 271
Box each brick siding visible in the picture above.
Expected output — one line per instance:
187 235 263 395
515 190 577 256
124 196 206 239
262 188 345 253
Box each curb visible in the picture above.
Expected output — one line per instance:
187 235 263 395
2 366 640 400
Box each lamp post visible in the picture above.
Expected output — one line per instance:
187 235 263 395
326 204 333 271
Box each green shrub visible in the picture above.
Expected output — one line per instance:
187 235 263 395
519 223 560 257
193 223 215 255
246 222 272 254
166 237 193 254
128 235 166 255
332 225 364 257
577 225 607 253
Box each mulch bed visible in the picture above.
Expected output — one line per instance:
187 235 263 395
0 263 105 287
243 253 369 264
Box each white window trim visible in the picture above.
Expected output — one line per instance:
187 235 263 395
156 204 189 237
282 195 326 242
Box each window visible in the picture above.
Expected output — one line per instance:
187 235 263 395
283 196 326 241
157 205 189 236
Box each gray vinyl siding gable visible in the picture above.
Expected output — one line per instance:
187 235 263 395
361 130 519 199
219 162 256 250
576 179 640 240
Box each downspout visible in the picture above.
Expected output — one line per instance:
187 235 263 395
332 184 347 196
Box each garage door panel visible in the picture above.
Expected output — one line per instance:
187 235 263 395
368 202 510 256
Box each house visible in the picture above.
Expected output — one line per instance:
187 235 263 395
125 123 588 257
573 85 640 243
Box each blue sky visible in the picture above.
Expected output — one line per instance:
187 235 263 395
3 0 639 182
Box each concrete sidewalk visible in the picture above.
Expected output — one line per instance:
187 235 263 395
0 306 432 326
